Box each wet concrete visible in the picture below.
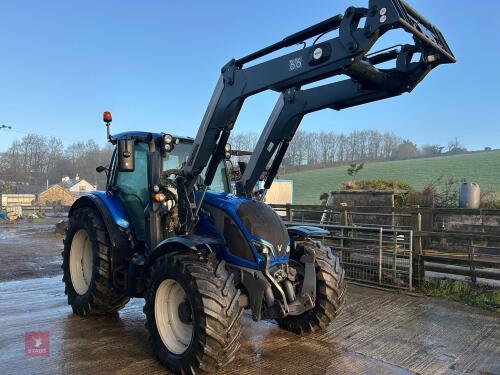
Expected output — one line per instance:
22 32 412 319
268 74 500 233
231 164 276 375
0 219 63 281
0 276 498 375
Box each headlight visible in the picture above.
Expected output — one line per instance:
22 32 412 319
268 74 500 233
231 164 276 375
224 143 231 153
164 134 174 152
164 134 173 144
252 240 272 255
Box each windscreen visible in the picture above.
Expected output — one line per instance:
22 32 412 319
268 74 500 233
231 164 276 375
163 143 230 193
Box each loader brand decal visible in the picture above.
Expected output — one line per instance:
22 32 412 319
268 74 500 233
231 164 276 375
289 56 302 71
199 207 213 221
25 331 49 356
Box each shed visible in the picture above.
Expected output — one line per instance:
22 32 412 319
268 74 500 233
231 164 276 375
1 194 36 208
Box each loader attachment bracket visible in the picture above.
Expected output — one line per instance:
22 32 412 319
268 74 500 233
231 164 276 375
387 0 455 63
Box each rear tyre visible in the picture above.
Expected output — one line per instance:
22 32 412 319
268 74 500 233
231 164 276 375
144 252 243 374
276 239 346 334
62 207 129 316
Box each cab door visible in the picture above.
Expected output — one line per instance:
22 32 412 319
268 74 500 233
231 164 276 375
114 142 149 242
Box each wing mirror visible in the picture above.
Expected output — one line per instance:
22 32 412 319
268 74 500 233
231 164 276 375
117 139 135 172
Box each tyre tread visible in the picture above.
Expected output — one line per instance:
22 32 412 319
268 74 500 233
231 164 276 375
144 251 242 374
62 207 129 316
276 239 347 334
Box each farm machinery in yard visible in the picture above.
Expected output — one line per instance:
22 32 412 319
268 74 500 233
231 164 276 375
62 0 454 373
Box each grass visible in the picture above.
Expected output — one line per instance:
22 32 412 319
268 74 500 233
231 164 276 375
422 278 500 312
284 151 500 204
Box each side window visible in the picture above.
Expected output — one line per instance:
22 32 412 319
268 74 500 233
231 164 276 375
210 162 229 193
114 142 149 241
196 162 230 193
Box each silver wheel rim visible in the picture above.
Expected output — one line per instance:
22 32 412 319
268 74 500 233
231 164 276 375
69 229 93 295
155 279 193 355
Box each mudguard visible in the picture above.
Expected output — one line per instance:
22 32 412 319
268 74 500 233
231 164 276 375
70 191 131 229
69 192 133 288
147 234 224 265
287 225 329 238
125 235 224 297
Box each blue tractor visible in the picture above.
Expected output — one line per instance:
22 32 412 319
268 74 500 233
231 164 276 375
62 1 454 373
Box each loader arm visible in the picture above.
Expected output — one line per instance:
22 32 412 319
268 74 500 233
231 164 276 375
178 0 454 231
237 46 436 196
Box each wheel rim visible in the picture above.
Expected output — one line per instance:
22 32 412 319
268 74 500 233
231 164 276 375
69 229 94 295
155 279 193 355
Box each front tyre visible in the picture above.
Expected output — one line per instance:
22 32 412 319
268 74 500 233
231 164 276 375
144 252 243 374
277 239 346 334
62 207 129 316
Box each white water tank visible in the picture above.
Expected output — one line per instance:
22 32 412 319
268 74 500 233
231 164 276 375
459 182 480 208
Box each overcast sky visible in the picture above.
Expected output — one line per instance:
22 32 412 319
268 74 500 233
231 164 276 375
0 0 498 151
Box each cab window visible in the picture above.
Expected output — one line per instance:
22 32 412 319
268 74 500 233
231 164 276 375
115 142 149 241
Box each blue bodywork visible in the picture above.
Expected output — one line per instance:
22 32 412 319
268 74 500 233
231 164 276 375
288 225 329 237
89 191 131 230
87 130 291 271
196 191 290 270
85 189 290 270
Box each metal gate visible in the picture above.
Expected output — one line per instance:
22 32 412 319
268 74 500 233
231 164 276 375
287 222 414 290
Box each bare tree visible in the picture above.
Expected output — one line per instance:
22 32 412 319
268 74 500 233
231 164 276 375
0 128 433 191
421 144 444 157
447 138 467 154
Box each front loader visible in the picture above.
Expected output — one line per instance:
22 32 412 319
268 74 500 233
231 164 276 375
62 1 455 373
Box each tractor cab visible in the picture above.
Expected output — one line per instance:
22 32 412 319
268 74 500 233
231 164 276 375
102 129 231 244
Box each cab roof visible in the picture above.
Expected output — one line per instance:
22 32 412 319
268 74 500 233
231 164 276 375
110 131 194 143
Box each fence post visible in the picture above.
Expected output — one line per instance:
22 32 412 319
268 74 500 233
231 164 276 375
340 203 352 268
468 240 476 283
412 205 425 288
340 203 348 226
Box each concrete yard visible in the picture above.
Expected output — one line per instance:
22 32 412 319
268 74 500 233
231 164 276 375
0 218 63 281
0 220 499 375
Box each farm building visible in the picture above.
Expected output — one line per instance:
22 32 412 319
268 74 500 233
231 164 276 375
60 175 96 198
258 179 293 205
37 184 74 206
0 185 44 209
1 194 36 208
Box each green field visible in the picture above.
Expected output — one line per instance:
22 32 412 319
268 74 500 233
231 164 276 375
285 151 500 204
